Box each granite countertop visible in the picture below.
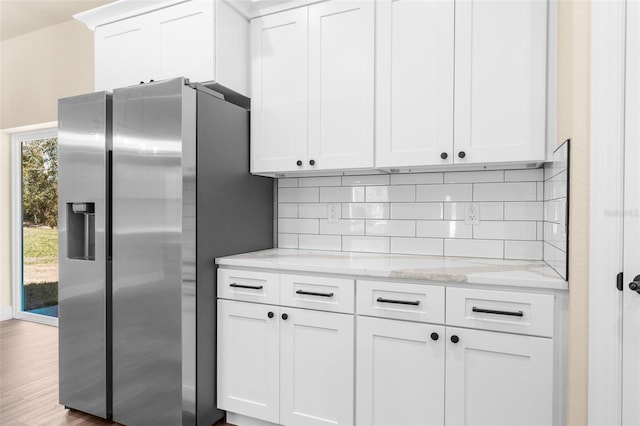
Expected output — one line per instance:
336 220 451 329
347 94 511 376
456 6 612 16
216 249 568 291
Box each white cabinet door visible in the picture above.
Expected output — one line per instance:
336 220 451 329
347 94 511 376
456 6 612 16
95 15 152 91
308 0 374 171
376 0 454 168
149 0 214 84
454 0 547 164
445 327 553 426
251 8 309 174
280 308 354 426
356 316 445 426
217 300 280 424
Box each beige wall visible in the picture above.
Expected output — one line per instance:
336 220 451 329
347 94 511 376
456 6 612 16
0 19 95 314
558 0 591 424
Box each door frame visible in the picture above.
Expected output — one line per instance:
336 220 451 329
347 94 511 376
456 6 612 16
588 0 632 424
11 127 59 326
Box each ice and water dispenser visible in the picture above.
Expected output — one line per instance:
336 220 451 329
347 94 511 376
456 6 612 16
67 202 96 261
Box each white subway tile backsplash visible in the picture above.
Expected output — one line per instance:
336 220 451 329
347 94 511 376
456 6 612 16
543 199 566 223
537 182 544 201
320 186 365 202
391 203 443 220
278 233 299 249
342 236 390 253
444 239 504 259
279 187 319 203
444 170 504 184
342 203 389 219
342 175 390 186
544 170 568 200
278 178 298 188
320 219 365 235
298 176 342 187
390 172 443 185
444 202 504 221
276 171 552 261
504 202 543 221
416 184 472 202
278 203 298 218
299 234 342 251
391 237 444 256
543 140 569 279
416 220 472 239
504 241 543 260
366 185 415 202
299 203 339 219
278 218 319 234
473 221 538 240
474 182 538 201
366 220 416 237
505 169 544 182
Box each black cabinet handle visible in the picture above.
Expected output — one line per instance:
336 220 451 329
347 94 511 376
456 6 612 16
229 283 263 290
309 159 316 166
296 160 303 166
296 289 334 298
282 313 288 320
472 307 524 317
458 151 466 158
430 332 439 341
440 152 448 160
450 335 459 344
629 275 640 294
376 297 420 306
267 311 274 318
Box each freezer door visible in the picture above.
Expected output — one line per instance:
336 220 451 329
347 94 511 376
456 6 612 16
111 78 196 425
58 92 111 419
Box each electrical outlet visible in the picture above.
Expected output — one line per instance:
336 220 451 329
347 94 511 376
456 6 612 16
465 203 480 225
327 204 339 224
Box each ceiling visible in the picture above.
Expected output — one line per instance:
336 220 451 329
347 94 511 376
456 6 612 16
0 0 116 42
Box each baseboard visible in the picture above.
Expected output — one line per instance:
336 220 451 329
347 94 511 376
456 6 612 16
0 305 13 321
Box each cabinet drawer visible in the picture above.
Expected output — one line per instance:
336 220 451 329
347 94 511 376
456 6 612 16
446 287 554 337
280 274 355 314
217 269 279 305
356 280 445 323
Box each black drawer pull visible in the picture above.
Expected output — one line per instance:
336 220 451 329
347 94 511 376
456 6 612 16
376 297 420 306
229 283 263 290
472 307 524 317
296 289 334 298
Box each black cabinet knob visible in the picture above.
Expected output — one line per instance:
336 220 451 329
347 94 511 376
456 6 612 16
440 152 448 160
458 151 466 159
267 311 274 318
296 160 303 166
282 313 288 320
629 275 640 293
309 159 316 166
450 335 459 344
430 332 439 341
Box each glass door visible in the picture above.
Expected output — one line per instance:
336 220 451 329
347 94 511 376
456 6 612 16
11 129 59 325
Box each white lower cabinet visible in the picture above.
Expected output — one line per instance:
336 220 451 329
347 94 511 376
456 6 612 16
217 300 280 423
445 327 553 426
217 269 559 426
217 278 355 426
281 308 354 426
356 316 445 426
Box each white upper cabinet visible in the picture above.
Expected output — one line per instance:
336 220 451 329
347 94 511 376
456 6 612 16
375 0 454 168
91 0 249 95
307 0 375 171
453 0 548 164
95 16 152 92
251 8 309 174
251 0 374 175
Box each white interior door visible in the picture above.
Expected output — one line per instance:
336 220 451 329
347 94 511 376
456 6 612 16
622 1 640 424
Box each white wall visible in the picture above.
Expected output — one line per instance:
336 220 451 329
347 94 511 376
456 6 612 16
0 19 95 318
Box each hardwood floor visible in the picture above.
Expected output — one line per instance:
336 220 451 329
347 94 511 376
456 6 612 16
0 319 116 425
0 320 231 426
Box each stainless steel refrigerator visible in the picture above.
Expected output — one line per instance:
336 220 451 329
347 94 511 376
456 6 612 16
58 77 273 426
